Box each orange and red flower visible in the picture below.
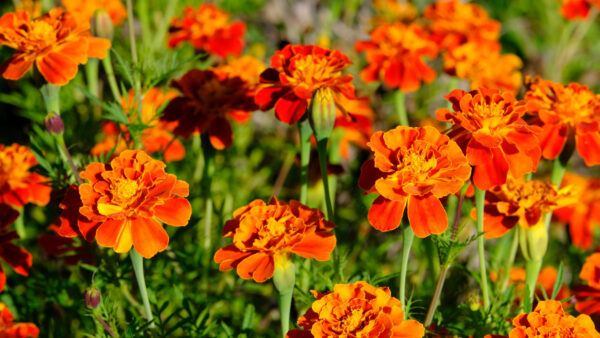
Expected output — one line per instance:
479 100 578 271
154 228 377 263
358 126 471 237
62 0 127 26
211 55 266 93
524 77 600 167
574 253 600 315
167 4 245 58
0 9 111 85
436 88 542 190
560 0 600 20
0 204 32 292
355 23 437 92
287 281 425 338
56 185 99 242
333 96 375 159
0 144 51 208
255 44 357 125
0 302 39 337
213 198 336 283
77 150 191 258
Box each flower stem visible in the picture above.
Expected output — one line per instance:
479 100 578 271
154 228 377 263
102 53 121 100
126 0 143 119
399 224 414 316
544 154 570 229
394 90 408 127
200 134 215 260
524 258 542 312
474 187 490 310
298 120 312 205
424 264 448 327
273 259 296 337
86 59 100 98
316 139 334 219
499 227 520 293
129 249 154 327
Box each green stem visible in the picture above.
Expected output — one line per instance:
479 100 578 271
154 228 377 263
475 187 490 310
299 120 312 205
14 209 25 239
544 155 570 229
524 259 543 312
102 53 121 100
424 264 449 327
499 227 520 293
41 84 60 114
394 90 408 126
315 139 334 220
129 250 154 327
200 134 215 257
126 0 143 120
152 0 179 52
273 260 296 337
86 59 100 98
399 225 415 315
278 290 293 336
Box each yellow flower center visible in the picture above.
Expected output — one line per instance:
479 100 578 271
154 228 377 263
114 179 139 201
343 308 365 332
287 55 342 91
0 148 33 190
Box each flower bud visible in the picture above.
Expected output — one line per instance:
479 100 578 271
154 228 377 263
44 112 64 134
309 87 337 142
95 11 114 41
85 286 101 309
519 220 548 262
272 253 296 295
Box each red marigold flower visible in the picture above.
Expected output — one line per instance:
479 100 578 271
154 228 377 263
358 126 471 237
213 198 336 283
0 302 39 337
0 9 111 85
560 0 600 20
38 225 94 266
56 185 99 242
0 204 32 292
255 44 357 125
161 69 257 149
524 76 600 166
355 23 437 92
62 0 127 26
77 150 191 258
554 173 600 250
574 253 600 316
287 281 425 338
167 4 245 58
436 88 542 190
0 144 51 208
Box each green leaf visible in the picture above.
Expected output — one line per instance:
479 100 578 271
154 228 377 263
241 303 255 330
551 262 564 300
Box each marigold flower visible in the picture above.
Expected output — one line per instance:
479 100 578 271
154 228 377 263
0 144 51 208
0 302 39 337
524 76 600 166
560 0 600 20
371 0 418 25
161 69 257 149
0 9 111 85
574 253 600 315
213 198 336 283
509 300 599 337
0 204 32 292
62 0 127 26
14 0 41 18
358 126 471 237
436 88 542 190
56 185 99 242
77 150 191 258
255 44 357 125
554 173 600 250
39 225 94 266
167 4 245 58
333 96 375 159
287 281 425 338
355 23 437 92
211 55 266 92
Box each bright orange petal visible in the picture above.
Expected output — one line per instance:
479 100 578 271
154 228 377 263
407 194 448 237
367 196 406 232
131 217 169 258
153 198 192 227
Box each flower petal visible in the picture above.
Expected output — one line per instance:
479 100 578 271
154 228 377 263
131 217 169 258
407 194 448 238
367 195 406 232
153 198 192 227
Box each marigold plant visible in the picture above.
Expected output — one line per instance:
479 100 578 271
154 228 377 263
0 144 51 208
0 302 39 337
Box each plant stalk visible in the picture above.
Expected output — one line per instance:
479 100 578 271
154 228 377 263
298 120 312 205
399 225 415 316
129 250 154 327
475 187 490 309
499 228 520 293
394 90 409 127
315 139 334 219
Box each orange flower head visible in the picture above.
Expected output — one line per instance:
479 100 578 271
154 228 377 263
358 126 471 237
509 300 599 337
211 55 267 92
554 173 600 250
424 0 500 51
14 0 42 18
355 23 437 92
78 150 191 258
524 76 600 166
62 0 127 26
287 281 425 338
167 4 245 58
371 0 418 25
436 88 542 190
0 144 51 208
580 253 600 290
0 204 32 293
213 198 336 283
0 302 39 337
560 0 600 20
480 176 577 238
255 44 357 125
574 253 600 315
160 69 257 149
0 9 111 85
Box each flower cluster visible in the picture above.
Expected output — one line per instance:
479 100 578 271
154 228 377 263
0 302 39 337
0 144 51 208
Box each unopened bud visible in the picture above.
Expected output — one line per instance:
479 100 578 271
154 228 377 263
85 286 101 309
272 253 296 295
95 11 114 41
44 112 64 134
309 87 337 142
519 220 548 262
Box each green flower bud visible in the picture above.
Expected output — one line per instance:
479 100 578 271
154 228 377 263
95 10 114 41
309 87 337 142
519 220 548 262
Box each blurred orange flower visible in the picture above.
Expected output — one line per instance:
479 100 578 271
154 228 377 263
167 4 245 58
436 88 542 190
333 96 375 159
574 253 600 315
62 0 127 25
490 266 570 305
371 0 418 24
554 173 600 250
14 0 41 18
524 77 600 166
355 23 437 92
255 44 356 124
0 144 51 208
479 176 577 238
287 281 425 337
161 69 257 149
0 302 39 337
213 198 336 283
0 204 32 292
211 55 266 92
358 126 471 237
0 9 111 85
77 150 191 258
560 0 600 20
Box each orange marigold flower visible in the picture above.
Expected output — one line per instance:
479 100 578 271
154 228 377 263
371 0 418 25
554 173 600 250
211 55 266 92
358 126 471 237
524 76 600 166
574 253 600 315
0 204 32 292
62 0 127 26
38 224 94 266
161 69 257 149
255 44 357 125
480 176 577 238
355 23 437 92
77 150 191 258
0 9 111 85
509 300 600 337
436 88 542 190
213 198 336 283
560 0 600 20
14 0 41 18
0 302 39 338
167 4 245 58
287 281 425 338
0 144 51 208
